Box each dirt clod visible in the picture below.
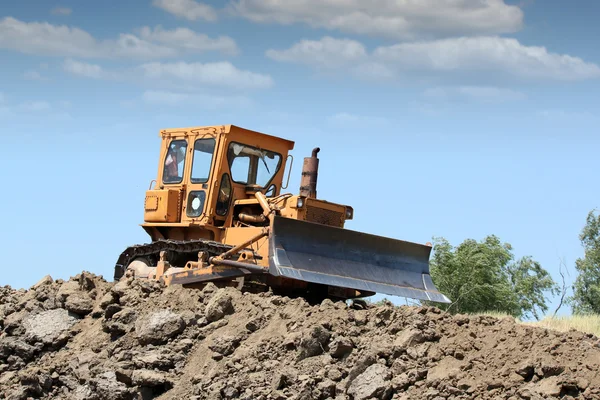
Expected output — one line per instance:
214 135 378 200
135 310 185 345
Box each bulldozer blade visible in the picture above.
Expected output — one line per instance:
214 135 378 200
268 216 451 304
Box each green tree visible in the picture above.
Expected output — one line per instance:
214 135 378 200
427 235 558 320
571 210 600 315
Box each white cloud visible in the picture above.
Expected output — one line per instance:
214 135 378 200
373 36 600 81
266 36 366 69
266 37 395 80
140 61 274 90
142 90 252 108
138 26 238 55
153 0 217 21
51 7 72 16
230 0 523 39
63 59 105 79
267 36 600 82
0 17 235 59
423 86 526 102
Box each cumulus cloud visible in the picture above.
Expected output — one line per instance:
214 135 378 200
140 61 274 90
51 7 72 16
138 26 238 55
0 17 236 59
230 0 523 39
267 36 600 82
153 0 217 21
374 36 600 81
266 37 366 69
63 59 106 79
142 90 252 108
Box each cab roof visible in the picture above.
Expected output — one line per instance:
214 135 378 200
159 124 295 150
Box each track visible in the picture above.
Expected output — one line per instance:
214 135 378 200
113 239 238 280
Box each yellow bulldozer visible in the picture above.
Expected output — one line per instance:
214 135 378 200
114 125 450 303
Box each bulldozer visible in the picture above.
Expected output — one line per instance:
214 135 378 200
114 125 450 304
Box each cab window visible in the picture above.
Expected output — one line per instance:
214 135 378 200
191 138 216 184
163 140 187 184
216 174 232 216
227 142 282 188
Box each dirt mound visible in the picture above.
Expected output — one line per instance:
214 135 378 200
1 272 600 400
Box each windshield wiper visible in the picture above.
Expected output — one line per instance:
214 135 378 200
259 152 270 174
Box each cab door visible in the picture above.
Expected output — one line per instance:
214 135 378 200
144 137 189 223
183 134 218 224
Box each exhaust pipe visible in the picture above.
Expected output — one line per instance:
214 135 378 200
299 147 320 199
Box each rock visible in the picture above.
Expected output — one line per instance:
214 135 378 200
56 280 81 301
77 272 97 291
135 351 174 370
131 369 173 387
22 309 77 346
271 368 298 390
516 363 535 379
317 379 337 398
346 354 378 387
135 310 185 345
65 294 94 316
329 337 354 358
105 304 122 319
205 291 234 322
0 338 36 361
91 371 131 400
354 310 368 326
201 282 218 298
347 364 392 400
111 279 131 297
297 325 331 360
209 335 241 356
103 308 137 337
427 357 463 382
100 292 117 309
31 275 53 290
539 363 565 378
394 329 425 350
328 368 343 382
246 316 265 332
577 377 590 390
71 384 95 400
534 376 562 397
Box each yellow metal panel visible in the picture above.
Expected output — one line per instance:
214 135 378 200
144 189 181 223
222 227 270 267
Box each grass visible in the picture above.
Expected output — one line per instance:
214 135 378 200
473 312 600 338
528 314 600 337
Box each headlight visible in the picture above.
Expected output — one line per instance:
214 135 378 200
345 207 354 220
296 197 305 208
186 191 206 218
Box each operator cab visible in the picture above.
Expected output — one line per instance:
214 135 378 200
142 125 294 241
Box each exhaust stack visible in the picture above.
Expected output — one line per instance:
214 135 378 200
299 147 320 199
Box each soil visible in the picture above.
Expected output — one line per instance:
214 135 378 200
1 272 599 400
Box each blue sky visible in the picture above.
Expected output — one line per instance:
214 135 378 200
1 0 598 317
